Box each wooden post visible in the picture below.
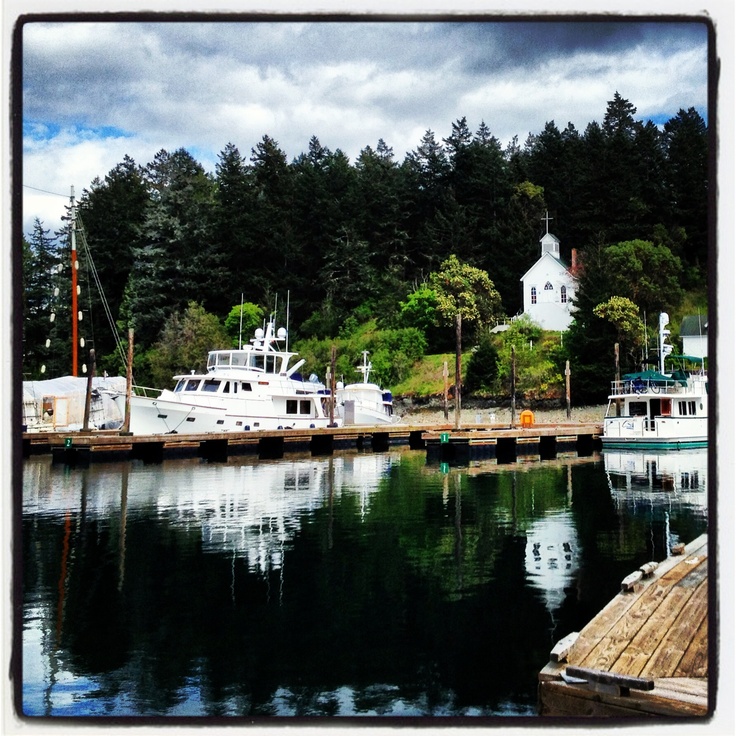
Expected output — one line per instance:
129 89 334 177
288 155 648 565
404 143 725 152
510 346 516 427
443 360 449 421
565 360 571 420
82 349 95 431
454 312 462 429
122 328 134 433
329 344 337 426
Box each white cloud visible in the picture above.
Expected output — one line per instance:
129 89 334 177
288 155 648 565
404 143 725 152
19 19 709 235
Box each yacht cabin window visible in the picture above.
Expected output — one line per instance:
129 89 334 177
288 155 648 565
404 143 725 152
185 379 200 391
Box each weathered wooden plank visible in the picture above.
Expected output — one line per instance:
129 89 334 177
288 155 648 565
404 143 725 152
578 577 675 672
612 565 705 677
550 631 579 663
539 679 709 718
640 576 708 678
675 617 708 678
574 542 707 673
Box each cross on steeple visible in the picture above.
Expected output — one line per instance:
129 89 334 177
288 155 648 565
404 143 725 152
542 210 553 234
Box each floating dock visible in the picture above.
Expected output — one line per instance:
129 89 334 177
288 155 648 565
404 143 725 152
539 534 710 718
22 422 602 465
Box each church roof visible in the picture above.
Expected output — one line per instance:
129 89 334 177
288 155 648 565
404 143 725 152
680 314 707 337
519 251 573 282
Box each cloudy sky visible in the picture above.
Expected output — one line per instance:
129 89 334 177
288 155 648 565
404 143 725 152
20 14 710 234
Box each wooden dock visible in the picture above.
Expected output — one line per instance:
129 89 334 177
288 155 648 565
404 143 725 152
424 423 601 463
22 422 602 465
539 534 710 718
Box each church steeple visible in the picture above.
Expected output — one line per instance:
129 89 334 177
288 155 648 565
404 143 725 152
540 211 560 259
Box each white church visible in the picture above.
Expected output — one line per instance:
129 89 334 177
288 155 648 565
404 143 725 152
519 213 576 331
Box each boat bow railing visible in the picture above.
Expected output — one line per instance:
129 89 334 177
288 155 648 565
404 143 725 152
609 378 688 397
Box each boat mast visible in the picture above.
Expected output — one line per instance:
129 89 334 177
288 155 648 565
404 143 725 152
70 187 79 377
658 312 671 374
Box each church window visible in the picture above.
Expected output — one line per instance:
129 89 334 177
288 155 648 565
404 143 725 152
561 285 567 303
531 287 537 304
544 281 554 291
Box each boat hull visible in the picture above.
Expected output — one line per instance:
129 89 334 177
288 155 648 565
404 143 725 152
602 415 707 450
600 437 708 450
114 394 332 435
336 383 396 426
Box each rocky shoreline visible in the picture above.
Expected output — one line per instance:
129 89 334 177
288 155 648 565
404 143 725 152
397 400 607 426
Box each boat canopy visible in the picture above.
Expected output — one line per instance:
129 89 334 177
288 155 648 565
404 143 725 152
622 370 671 385
668 354 705 363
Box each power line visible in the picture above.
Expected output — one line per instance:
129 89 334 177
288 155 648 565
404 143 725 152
23 184 70 198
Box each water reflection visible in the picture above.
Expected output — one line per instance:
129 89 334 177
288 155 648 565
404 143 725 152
21 449 709 719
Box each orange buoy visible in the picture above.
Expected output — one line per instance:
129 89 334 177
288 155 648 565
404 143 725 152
520 409 534 427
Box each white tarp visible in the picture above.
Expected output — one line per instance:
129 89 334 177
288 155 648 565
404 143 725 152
22 375 126 431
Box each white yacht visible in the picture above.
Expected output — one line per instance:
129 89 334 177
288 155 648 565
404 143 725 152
335 351 397 426
601 368 708 449
602 312 708 450
113 320 335 435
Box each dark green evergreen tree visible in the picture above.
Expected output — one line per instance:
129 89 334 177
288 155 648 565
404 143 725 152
212 142 257 315
663 107 708 277
22 221 62 378
77 156 149 370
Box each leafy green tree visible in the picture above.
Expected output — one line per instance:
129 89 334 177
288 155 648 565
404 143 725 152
593 296 645 369
398 285 452 352
147 301 230 388
494 317 563 400
603 239 684 314
224 301 265 348
430 255 502 425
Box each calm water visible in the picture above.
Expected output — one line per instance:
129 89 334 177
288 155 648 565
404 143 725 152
19 446 708 720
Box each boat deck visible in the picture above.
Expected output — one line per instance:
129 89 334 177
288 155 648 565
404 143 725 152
539 534 710 717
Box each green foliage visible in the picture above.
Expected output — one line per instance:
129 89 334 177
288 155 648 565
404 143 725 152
398 285 452 352
146 301 230 388
464 334 499 393
593 296 645 357
603 239 684 314
293 318 426 389
495 316 563 398
23 94 707 393
429 254 502 327
224 302 264 348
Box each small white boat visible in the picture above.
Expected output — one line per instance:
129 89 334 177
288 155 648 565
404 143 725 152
112 320 335 435
602 313 708 450
335 351 398 426
601 368 708 449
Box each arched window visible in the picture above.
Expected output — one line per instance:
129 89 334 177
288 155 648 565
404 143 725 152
560 285 567 303
531 286 537 305
544 281 554 291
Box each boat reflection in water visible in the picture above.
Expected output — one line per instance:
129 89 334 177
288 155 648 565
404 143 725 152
22 449 709 719
603 448 708 546
23 453 394 577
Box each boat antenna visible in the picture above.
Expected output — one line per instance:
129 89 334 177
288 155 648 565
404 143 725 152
286 290 290 352
238 293 244 349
